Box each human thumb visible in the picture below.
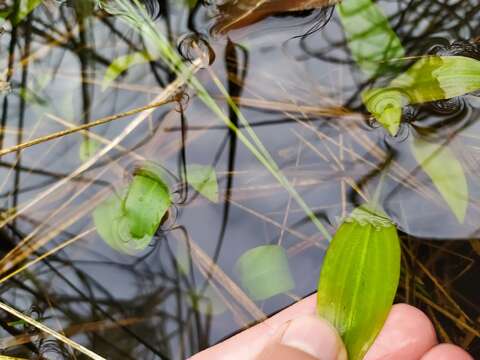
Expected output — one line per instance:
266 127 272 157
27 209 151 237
256 315 348 360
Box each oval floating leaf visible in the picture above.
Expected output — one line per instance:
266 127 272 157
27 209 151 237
186 164 219 203
235 245 294 301
317 205 401 360
363 56 480 135
93 165 172 255
124 173 171 239
338 0 405 76
93 192 152 255
411 137 468 223
102 51 153 90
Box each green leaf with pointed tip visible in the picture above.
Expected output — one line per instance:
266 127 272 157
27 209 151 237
363 56 480 135
411 137 468 223
124 173 171 239
93 192 153 255
102 51 153 90
338 0 405 76
235 245 295 301
317 205 401 360
186 164 219 203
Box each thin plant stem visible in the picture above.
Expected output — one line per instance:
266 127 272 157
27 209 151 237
0 302 106 360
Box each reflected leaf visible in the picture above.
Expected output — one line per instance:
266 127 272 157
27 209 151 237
363 56 480 135
79 138 101 162
214 0 340 33
317 205 401 360
175 239 191 275
188 285 227 316
338 0 405 76
235 245 294 301
411 137 468 223
13 0 42 25
186 164 219 203
102 51 154 90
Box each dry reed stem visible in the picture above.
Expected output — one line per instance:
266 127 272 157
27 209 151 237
0 302 106 360
0 98 175 157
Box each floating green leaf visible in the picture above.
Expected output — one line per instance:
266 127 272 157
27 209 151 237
411 137 468 223
186 164 219 203
235 245 294 301
93 165 172 255
363 56 480 135
125 172 171 239
102 51 154 90
317 205 401 360
338 0 405 76
93 192 152 255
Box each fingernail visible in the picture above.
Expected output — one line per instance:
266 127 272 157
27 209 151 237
280 315 347 360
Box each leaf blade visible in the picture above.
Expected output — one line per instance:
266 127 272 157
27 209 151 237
317 206 401 360
186 164 219 203
338 0 405 76
411 137 468 223
236 245 295 301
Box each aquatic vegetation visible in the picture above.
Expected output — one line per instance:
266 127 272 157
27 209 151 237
411 137 468 223
317 205 401 360
93 165 172 255
236 244 295 301
338 0 404 76
102 51 155 90
185 164 219 203
364 56 480 136
79 138 101 162
0 0 43 25
93 162 218 254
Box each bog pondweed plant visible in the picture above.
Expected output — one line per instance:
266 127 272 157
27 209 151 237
339 0 470 225
363 55 480 137
94 162 218 255
317 205 400 360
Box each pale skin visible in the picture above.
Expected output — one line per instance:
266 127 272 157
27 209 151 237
190 294 473 360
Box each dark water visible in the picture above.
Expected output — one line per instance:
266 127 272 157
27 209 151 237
0 0 479 359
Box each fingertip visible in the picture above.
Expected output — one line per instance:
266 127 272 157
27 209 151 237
420 344 474 360
365 303 437 360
